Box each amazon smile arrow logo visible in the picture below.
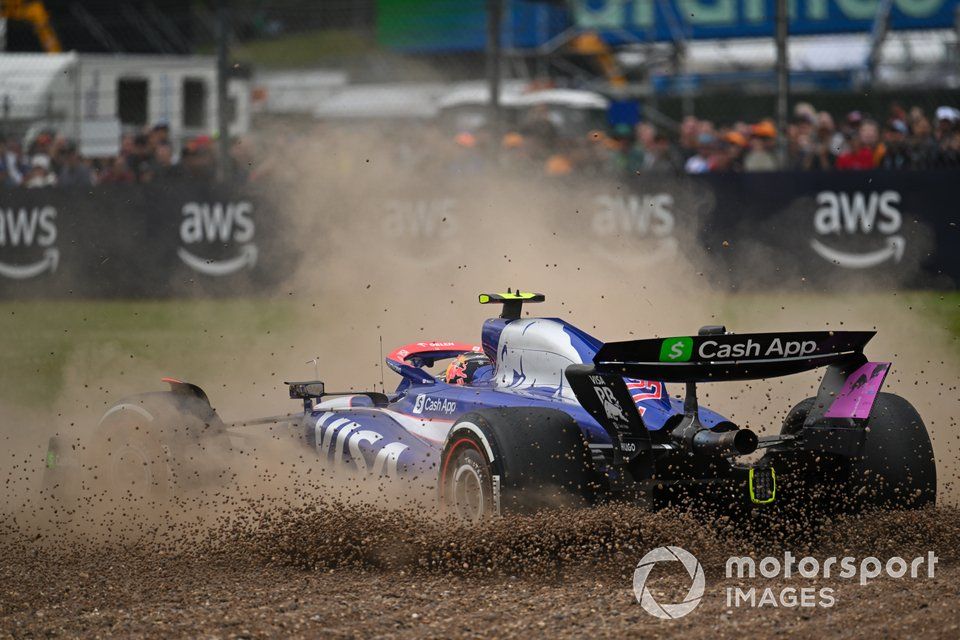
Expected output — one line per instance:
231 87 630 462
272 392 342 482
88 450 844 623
178 200 257 276
178 243 258 276
810 235 904 269
0 247 59 279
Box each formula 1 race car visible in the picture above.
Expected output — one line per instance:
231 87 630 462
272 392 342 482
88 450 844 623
45 292 937 521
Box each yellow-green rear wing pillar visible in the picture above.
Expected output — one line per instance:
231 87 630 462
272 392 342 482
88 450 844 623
478 290 545 320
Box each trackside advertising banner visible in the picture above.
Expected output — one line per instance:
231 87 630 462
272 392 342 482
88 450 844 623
368 170 958 290
689 170 955 288
0 170 957 297
0 182 289 298
376 0 955 53
570 0 957 42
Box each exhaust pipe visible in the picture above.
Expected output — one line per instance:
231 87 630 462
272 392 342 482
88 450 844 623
669 380 759 457
692 427 759 457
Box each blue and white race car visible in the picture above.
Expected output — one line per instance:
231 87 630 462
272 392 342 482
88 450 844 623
46 291 937 520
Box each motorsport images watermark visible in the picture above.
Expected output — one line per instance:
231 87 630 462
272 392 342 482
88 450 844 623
632 546 705 619
633 547 940 618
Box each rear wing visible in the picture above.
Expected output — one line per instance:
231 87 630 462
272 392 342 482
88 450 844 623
572 330 888 461
594 331 875 382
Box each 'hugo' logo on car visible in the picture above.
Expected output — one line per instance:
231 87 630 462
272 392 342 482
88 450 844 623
0 206 59 279
810 190 903 269
178 201 257 276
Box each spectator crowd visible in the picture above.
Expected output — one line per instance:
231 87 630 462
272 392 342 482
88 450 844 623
2 101 959 188
0 122 259 188
487 102 960 178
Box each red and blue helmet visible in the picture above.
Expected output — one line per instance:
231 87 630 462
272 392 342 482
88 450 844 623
444 352 492 385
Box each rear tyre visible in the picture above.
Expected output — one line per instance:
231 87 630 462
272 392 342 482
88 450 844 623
778 393 936 511
439 408 592 521
848 392 936 510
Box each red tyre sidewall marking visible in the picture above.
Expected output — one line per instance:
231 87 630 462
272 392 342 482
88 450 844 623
439 437 484 503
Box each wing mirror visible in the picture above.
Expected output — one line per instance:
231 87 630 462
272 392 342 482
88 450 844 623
287 380 325 399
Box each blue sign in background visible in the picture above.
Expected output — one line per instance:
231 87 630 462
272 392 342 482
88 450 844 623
377 0 958 53
573 0 958 42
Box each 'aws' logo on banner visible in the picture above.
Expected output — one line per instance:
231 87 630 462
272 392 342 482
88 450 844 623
810 190 903 269
178 201 257 276
0 206 59 280
591 193 678 266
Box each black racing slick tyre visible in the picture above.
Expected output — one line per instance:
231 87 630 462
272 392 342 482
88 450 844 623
92 391 228 502
848 392 936 510
95 400 174 500
439 408 592 521
778 394 936 511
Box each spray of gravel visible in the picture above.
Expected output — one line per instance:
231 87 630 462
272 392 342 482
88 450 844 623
2 128 959 579
206 143 959 573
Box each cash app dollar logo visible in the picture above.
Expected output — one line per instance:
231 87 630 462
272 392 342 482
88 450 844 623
660 337 693 362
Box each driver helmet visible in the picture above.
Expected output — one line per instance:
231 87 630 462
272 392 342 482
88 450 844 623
444 352 492 386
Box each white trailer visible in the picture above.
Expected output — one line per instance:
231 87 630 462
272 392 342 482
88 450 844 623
0 52 250 156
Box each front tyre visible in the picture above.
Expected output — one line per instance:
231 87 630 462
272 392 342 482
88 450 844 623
91 390 228 502
96 404 172 500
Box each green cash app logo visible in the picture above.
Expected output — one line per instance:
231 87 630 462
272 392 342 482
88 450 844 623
660 337 693 362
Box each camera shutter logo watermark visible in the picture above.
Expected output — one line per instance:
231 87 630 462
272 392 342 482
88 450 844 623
633 546 705 619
